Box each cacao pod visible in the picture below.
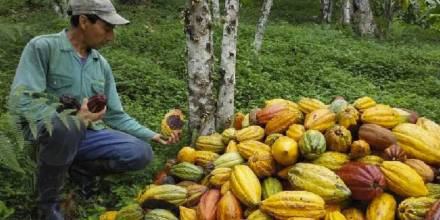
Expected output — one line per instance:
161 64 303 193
264 133 283 146
337 105 359 129
353 96 376 112
350 140 371 159
393 108 418 124
298 130 326 160
257 104 289 125
180 206 197 220
288 163 351 203
194 151 219 167
237 140 271 159
312 152 350 171
115 204 143 220
358 124 396 151
325 125 352 153
382 144 407 161
160 109 184 137
427 183 440 199
221 128 236 144
247 209 273 220
262 177 283 200
185 183 209 207
225 140 238 153
360 105 400 128
196 133 225 153
209 167 231 186
170 162 204 182
356 155 383 166
271 136 299 166
404 159 434 183
304 108 336 132
366 193 396 220
248 151 276 178
177 147 196 163
380 161 428 197
230 165 261 207
197 189 220 220
417 117 440 142
337 162 386 201
144 209 178 220
213 152 244 168
136 184 187 205
265 98 299 110
286 124 305 142
88 94 107 113
329 96 348 114
397 197 436 220
298 97 327 114
426 199 440 220
265 109 303 135
216 191 243 220
325 211 347 220
341 208 365 220
236 125 265 142
234 112 245 130
99 211 118 220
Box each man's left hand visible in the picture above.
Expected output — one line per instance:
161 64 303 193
152 130 181 145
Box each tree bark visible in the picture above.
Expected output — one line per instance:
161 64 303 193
352 0 377 37
212 0 221 22
384 0 394 37
253 0 273 53
52 0 68 18
321 0 333 23
216 0 239 131
342 0 353 25
184 0 217 143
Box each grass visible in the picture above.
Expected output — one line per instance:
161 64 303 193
0 0 439 218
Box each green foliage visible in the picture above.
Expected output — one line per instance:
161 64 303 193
0 200 14 219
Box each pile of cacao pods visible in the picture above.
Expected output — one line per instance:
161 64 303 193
101 96 440 220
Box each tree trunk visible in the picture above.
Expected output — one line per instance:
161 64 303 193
52 0 68 18
342 0 353 25
321 0 333 23
212 0 221 22
216 0 239 131
352 0 377 37
384 0 394 37
184 0 217 144
253 0 273 53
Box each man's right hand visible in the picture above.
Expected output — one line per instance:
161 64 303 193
76 98 107 126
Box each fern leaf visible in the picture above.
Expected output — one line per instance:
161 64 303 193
0 133 25 174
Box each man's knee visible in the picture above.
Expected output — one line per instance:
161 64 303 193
127 140 153 170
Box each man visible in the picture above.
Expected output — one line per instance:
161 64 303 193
9 0 180 219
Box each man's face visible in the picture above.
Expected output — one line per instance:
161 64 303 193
80 15 115 49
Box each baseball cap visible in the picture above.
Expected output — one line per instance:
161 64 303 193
67 0 130 25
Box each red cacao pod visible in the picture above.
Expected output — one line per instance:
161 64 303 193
337 162 386 201
87 94 107 113
256 104 288 125
358 124 397 150
426 199 440 220
382 144 407 161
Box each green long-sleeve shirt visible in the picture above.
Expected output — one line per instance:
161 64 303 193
9 29 157 141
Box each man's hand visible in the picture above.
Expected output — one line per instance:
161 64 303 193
152 130 181 145
76 98 106 126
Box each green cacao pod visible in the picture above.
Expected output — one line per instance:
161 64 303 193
312 152 350 171
136 184 187 205
325 125 352 153
261 177 283 200
196 133 225 153
298 130 326 160
144 209 178 220
397 197 437 220
170 162 204 181
213 152 244 168
116 204 143 220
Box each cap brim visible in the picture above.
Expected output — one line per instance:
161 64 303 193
98 12 130 25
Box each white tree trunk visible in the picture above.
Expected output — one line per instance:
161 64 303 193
342 0 353 25
216 0 239 131
321 0 333 23
253 0 273 53
353 0 377 36
212 0 221 22
184 0 216 142
52 0 68 18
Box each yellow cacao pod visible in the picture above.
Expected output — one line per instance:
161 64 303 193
194 151 220 167
277 165 293 179
225 140 238 153
216 191 243 220
220 180 230 196
356 155 383 166
312 151 350 171
350 140 371 159
237 140 271 159
353 96 376 112
230 165 261 207
304 108 336 132
404 159 434 183
209 167 231 186
380 161 428 197
417 117 440 143
99 211 118 220
366 193 396 220
325 211 347 220
325 125 352 153
177 146 196 163
265 109 303 135
196 133 225 153
271 136 299 166
247 209 273 220
397 197 436 220
337 105 359 129
298 97 327 114
393 123 440 165
136 184 188 205
286 124 305 142
265 98 299 110
236 125 265 142
179 206 197 220
260 191 326 219
248 151 276 178
361 105 400 128
342 208 365 220
221 128 237 144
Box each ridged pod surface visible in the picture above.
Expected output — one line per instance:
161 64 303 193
286 124 305 142
264 133 283 146
221 128 236 144
262 177 283 200
312 152 350 171
197 189 220 220
136 184 187 205
177 147 196 163
116 204 143 220
216 191 243 220
392 123 440 165
325 125 352 153
248 151 276 178
366 193 396 220
416 117 440 142
184 183 209 207
195 133 225 153
213 152 244 168
265 109 303 135
397 197 436 220
260 191 326 219
350 140 371 159
209 167 231 186
288 163 351 203
427 183 440 199
298 130 326 160
230 165 262 207
179 206 197 220
237 140 271 159
358 124 396 151
341 208 365 220
380 161 428 197
257 104 289 125
337 105 359 129
99 211 118 220
247 209 273 220
144 209 178 220
360 105 400 128
426 199 440 220
353 96 376 112
271 136 299 166
225 140 238 153
298 97 327 114
265 98 299 110
325 211 347 220
170 162 204 181
236 125 265 142
304 108 336 132
356 155 383 166
194 151 220 167
404 159 434 183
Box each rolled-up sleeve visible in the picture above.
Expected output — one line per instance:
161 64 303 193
102 62 158 142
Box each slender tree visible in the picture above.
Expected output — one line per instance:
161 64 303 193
342 0 353 25
52 0 68 17
212 0 221 22
184 0 217 143
352 0 377 36
321 0 333 23
216 0 239 131
383 0 394 37
253 0 273 53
